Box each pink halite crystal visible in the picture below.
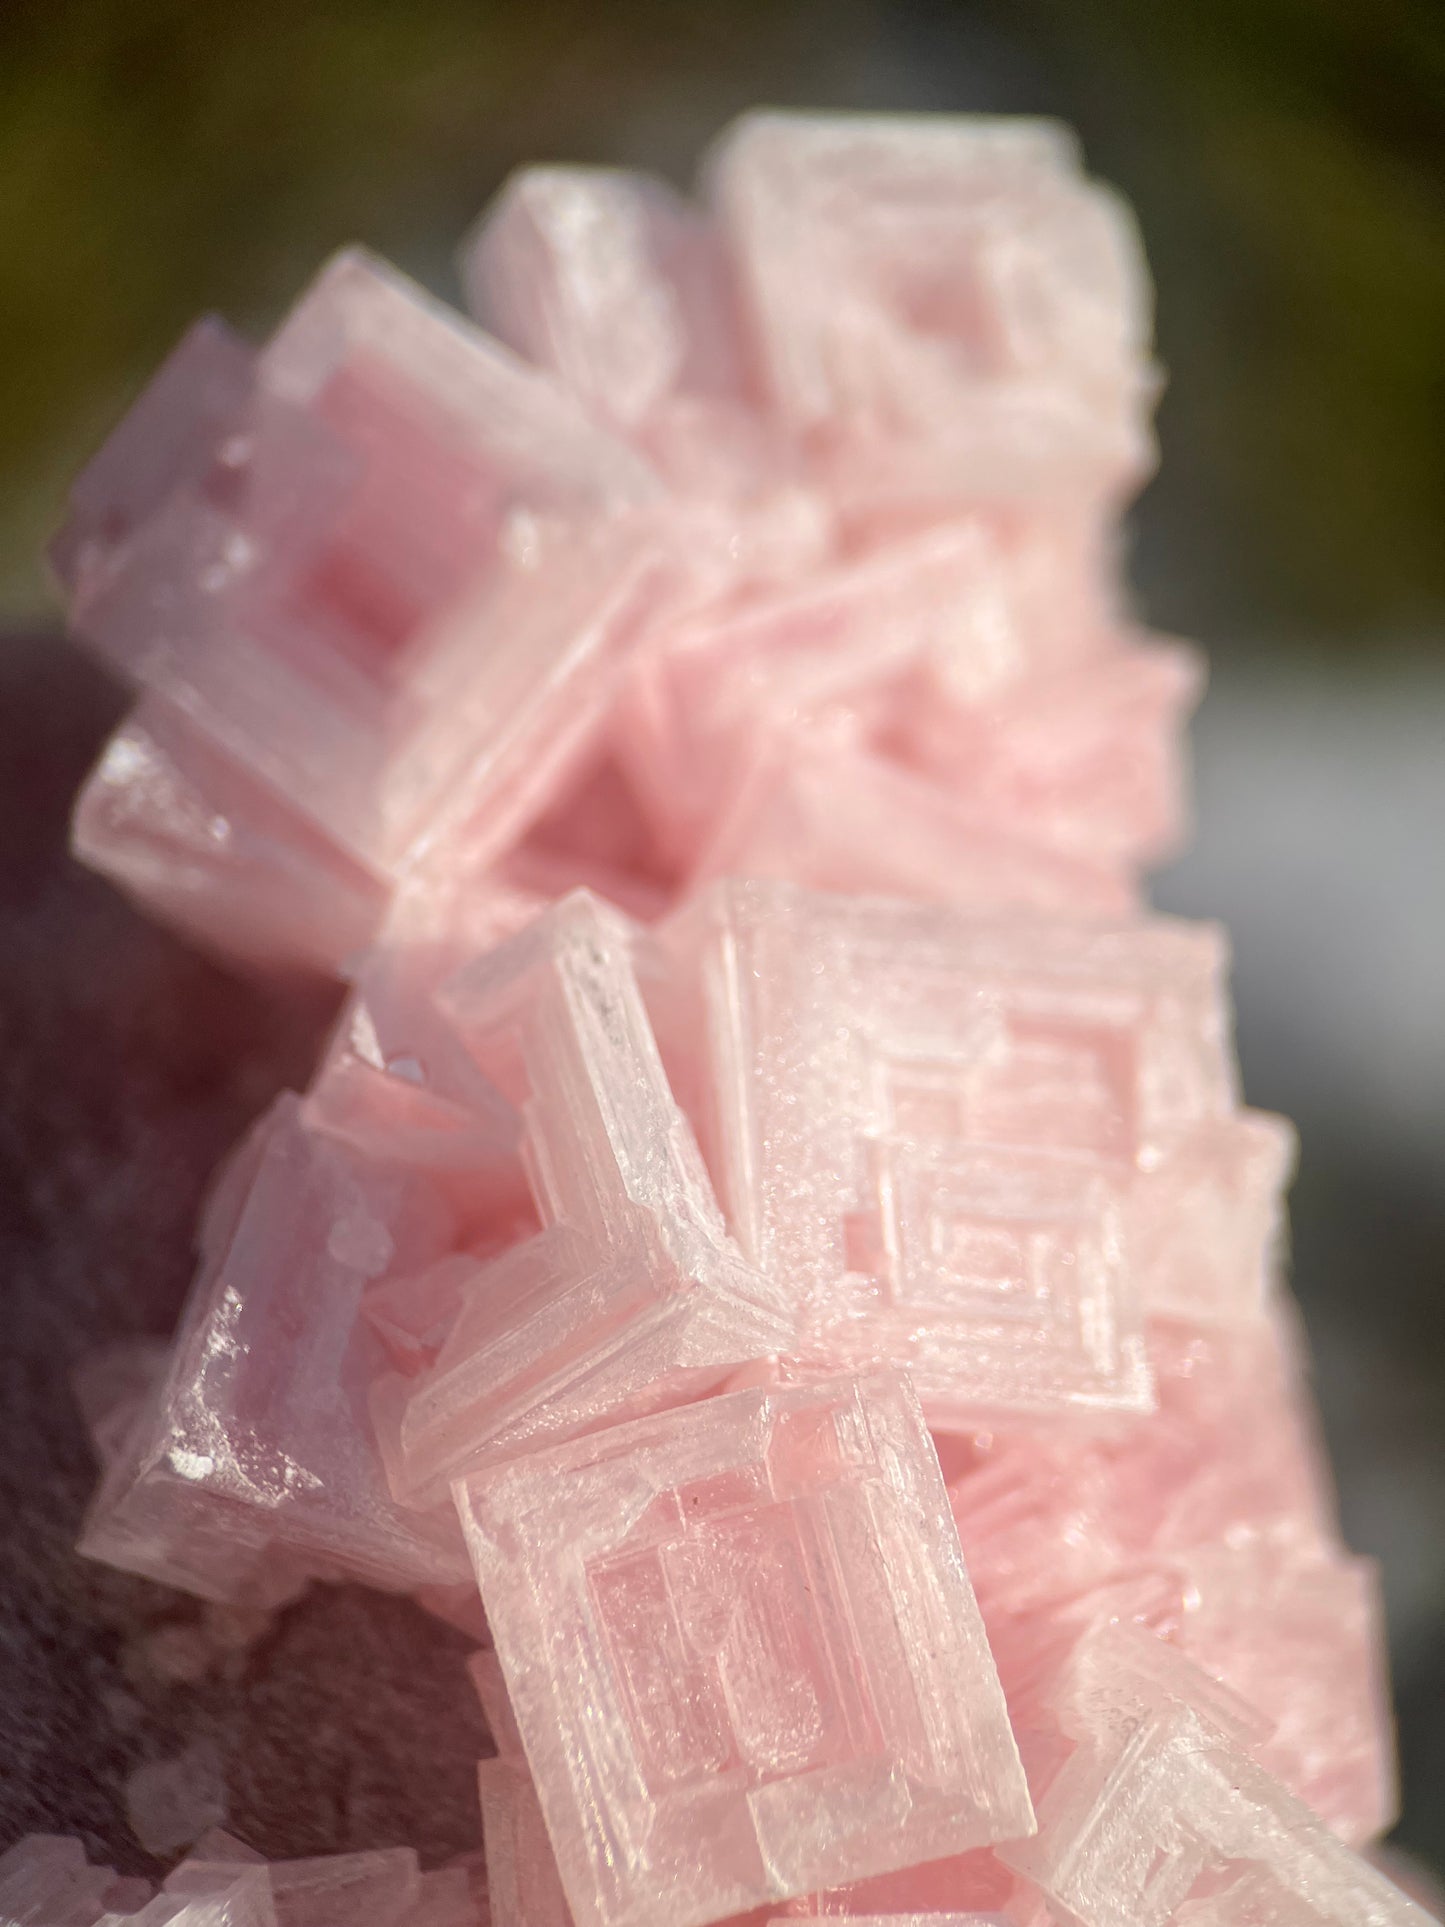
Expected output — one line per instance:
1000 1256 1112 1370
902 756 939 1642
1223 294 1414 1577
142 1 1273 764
72 692 387 978
81 1093 469 1601
370 889 790 1499
56 250 669 974
456 1372 1033 1927
662 879 1291 1421
51 102 1418 1927
0 1836 152 1927
707 113 1156 519
1000 1632 1426 1927
3 1832 488 1927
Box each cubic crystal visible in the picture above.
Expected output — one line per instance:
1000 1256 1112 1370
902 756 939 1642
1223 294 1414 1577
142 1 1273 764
372 890 790 1501
80 1094 468 1600
53 251 668 973
669 881 1274 1421
707 112 1156 519
456 1370 1033 1927
999 1631 1428 1927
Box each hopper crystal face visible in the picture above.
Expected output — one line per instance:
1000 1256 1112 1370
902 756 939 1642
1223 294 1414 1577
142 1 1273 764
455 1371 1034 1927
371 891 791 1503
677 881 1256 1422
707 113 1157 518
692 743 1137 917
999 1633 1429 1927
43 103 1405 1926
463 167 750 438
468 1651 1030 1927
52 250 668 971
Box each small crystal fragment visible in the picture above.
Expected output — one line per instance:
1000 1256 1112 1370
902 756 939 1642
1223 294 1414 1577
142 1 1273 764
0 1837 150 1927
999 1631 1429 1927
669 881 1261 1421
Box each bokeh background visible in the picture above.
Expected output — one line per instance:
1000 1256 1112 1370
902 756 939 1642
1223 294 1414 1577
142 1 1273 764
1 0 1441 1884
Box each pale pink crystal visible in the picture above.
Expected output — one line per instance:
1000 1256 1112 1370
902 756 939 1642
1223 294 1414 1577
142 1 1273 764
122 1859 276 1927
71 693 386 978
944 1311 1338 1630
463 167 752 439
53 251 670 973
462 165 832 592
707 113 1156 520
467 1650 1032 1927
0 1837 152 1927
664 881 1271 1421
401 1868 486 1927
612 512 1138 878
455 1370 1033 1927
475 1761 574 1927
371 891 789 1502
692 744 1136 915
261 1852 422 1927
999 1631 1428 1927
179 1836 441 1927
1170 1540 1396 1842
46 104 1408 1927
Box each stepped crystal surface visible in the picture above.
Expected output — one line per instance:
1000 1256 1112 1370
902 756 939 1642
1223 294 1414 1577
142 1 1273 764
456 1372 1033 1927
54 112 1203 976
0 1834 487 1927
667 880 1291 1420
372 889 790 1501
44 102 1421 1927
1000 1633 1429 1927
706 113 1156 518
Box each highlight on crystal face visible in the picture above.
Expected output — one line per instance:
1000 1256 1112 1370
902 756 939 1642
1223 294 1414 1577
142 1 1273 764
42 103 1423 1927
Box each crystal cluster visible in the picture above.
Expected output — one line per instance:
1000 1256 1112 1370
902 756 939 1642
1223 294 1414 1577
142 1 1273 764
43 109 1428 1927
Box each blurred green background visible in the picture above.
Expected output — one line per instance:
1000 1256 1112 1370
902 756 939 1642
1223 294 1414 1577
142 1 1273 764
3 0 1445 647
1 0 1442 1885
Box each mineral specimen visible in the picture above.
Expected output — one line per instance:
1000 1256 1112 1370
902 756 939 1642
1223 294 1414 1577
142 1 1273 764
43 101 1421 1927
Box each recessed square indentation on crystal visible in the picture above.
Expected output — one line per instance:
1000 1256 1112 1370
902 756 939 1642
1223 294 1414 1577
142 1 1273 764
456 1371 1033 1927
